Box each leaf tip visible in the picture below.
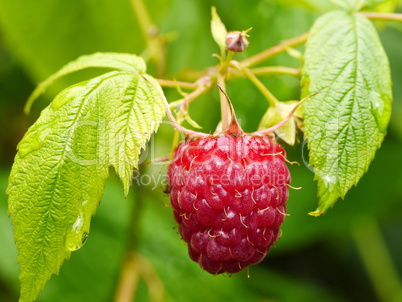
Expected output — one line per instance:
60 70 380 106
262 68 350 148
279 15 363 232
210 6 228 51
308 209 324 217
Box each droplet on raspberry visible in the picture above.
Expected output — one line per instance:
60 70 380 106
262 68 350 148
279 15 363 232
167 133 290 274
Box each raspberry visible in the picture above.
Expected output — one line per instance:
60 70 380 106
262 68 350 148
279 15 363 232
167 133 290 274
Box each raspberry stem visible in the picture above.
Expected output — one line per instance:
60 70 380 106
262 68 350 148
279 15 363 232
217 73 231 131
216 84 243 135
217 49 235 132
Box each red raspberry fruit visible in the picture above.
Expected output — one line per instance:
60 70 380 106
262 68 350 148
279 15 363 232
167 133 290 274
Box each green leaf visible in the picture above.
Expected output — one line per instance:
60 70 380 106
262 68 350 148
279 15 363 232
330 0 387 10
301 11 392 215
211 6 227 53
362 0 387 8
329 0 360 10
7 68 165 301
25 52 146 114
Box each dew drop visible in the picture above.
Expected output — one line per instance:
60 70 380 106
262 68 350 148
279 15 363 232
81 232 89 246
369 90 389 132
65 211 88 251
369 91 383 116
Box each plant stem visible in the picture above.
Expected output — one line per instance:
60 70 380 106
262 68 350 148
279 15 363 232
231 61 279 107
360 12 402 22
351 216 402 302
130 0 153 41
216 51 235 132
217 72 230 131
114 251 139 302
157 79 197 90
227 66 300 79
241 32 309 67
114 169 166 302
250 66 300 77
114 174 142 302
130 0 166 76
167 83 211 157
135 254 165 302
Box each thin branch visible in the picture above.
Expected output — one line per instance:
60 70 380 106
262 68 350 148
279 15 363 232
130 0 153 41
157 79 198 90
163 92 209 138
136 254 165 302
250 66 300 77
130 0 167 76
114 251 139 302
228 66 300 80
360 12 402 22
241 32 309 67
114 175 142 302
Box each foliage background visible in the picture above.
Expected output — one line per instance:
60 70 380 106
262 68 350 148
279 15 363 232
1 0 402 301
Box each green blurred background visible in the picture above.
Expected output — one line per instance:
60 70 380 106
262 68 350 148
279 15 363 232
1 0 402 301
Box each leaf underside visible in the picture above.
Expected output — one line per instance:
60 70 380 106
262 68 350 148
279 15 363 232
301 11 392 215
7 54 165 302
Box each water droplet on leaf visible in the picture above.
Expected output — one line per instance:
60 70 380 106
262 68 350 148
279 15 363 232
81 232 89 246
369 90 388 132
65 212 88 251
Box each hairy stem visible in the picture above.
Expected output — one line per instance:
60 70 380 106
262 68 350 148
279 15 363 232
241 32 309 67
360 12 402 22
352 216 402 302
